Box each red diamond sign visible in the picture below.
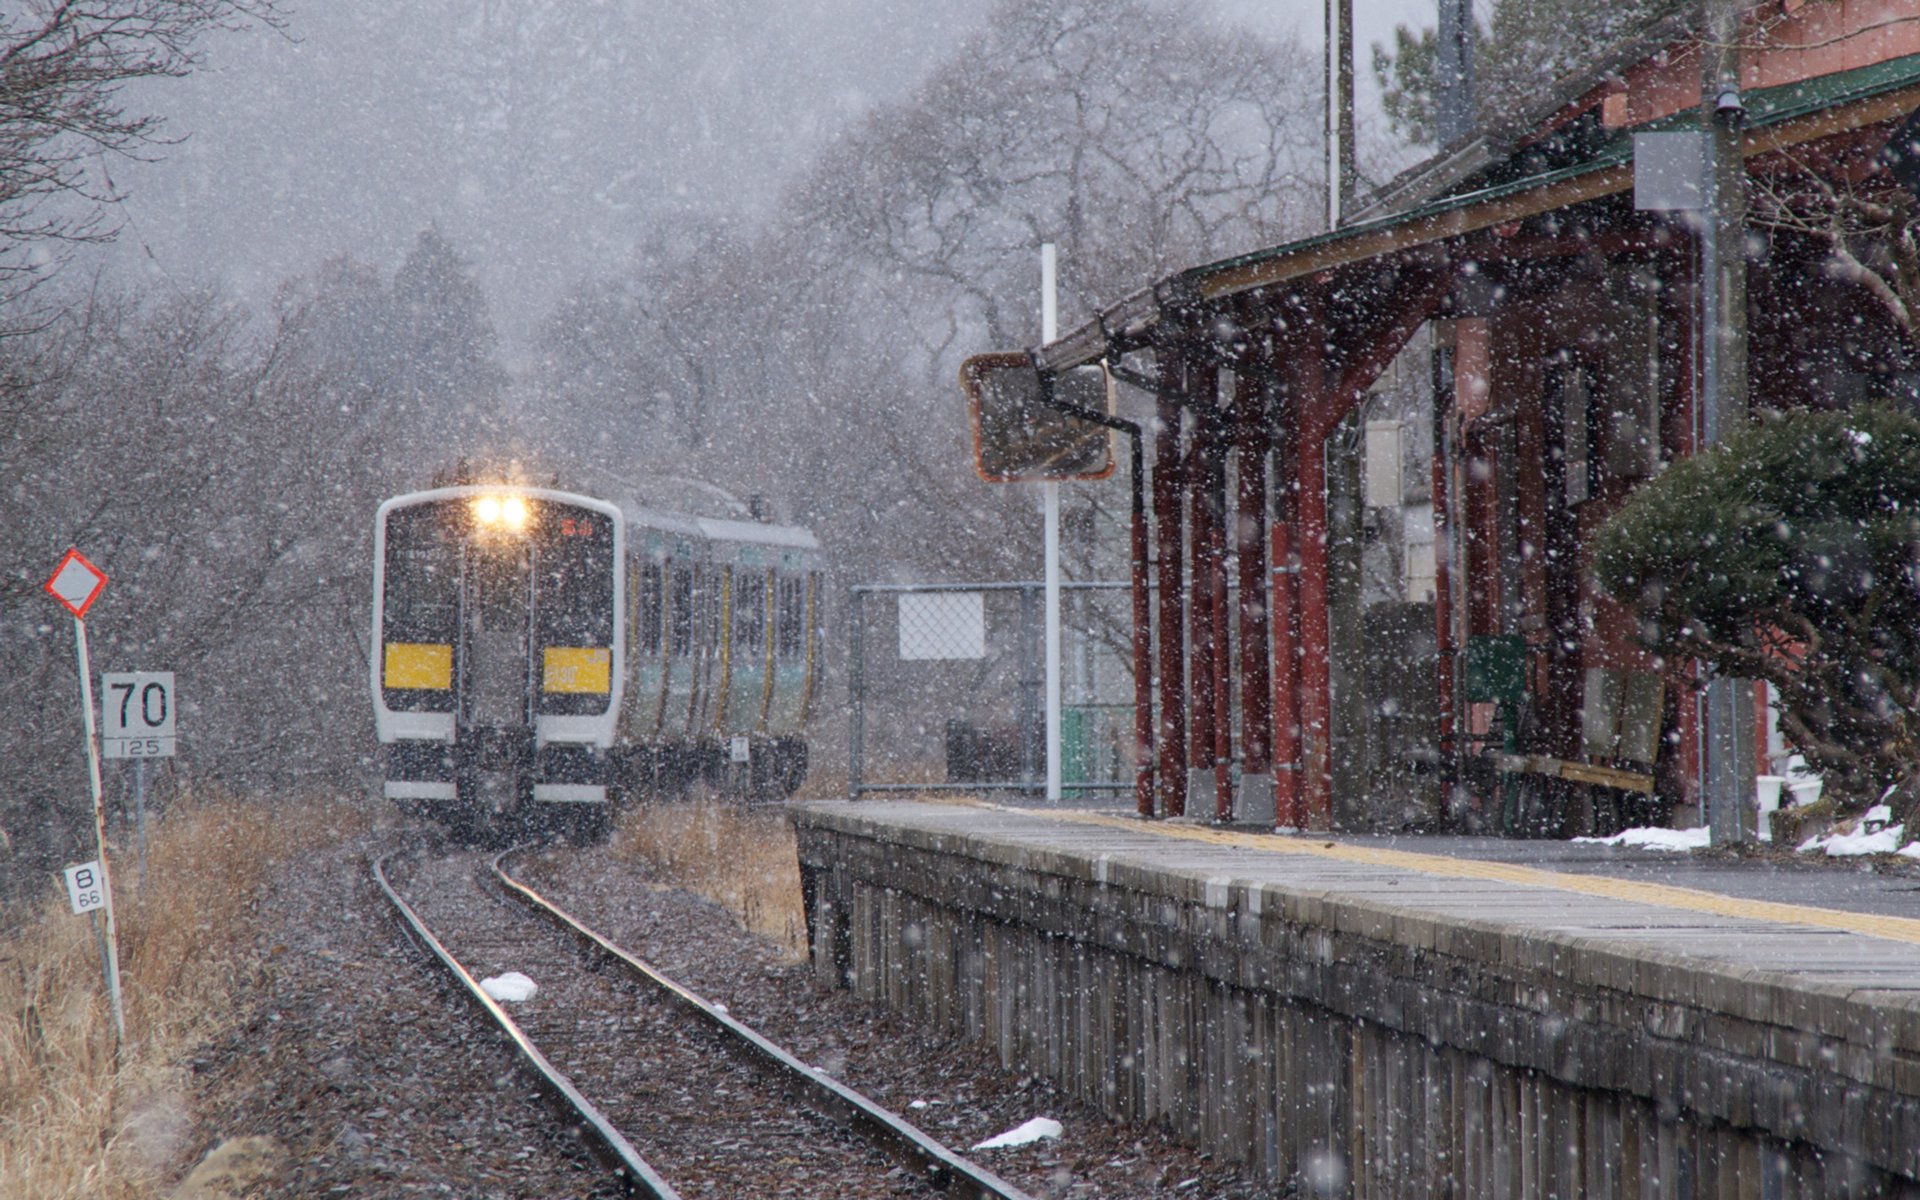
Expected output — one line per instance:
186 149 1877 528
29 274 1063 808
45 548 108 620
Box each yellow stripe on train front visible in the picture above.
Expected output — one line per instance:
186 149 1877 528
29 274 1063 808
385 642 453 690
543 646 612 694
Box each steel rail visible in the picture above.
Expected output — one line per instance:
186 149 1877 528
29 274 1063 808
492 849 1038 1200
372 852 681 1199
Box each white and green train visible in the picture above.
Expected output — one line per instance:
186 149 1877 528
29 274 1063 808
370 484 821 841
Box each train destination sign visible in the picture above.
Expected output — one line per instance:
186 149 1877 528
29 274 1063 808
44 548 108 620
962 352 1115 483
101 671 177 759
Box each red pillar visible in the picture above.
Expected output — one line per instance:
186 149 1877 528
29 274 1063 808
1207 413 1234 822
1129 437 1157 818
1235 384 1274 818
1295 426 1334 829
1188 409 1220 816
1153 391 1189 818
1271 521 1302 828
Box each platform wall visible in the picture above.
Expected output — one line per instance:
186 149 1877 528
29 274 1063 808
792 804 1920 1198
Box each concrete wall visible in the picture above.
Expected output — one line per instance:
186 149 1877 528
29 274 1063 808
794 804 1920 1198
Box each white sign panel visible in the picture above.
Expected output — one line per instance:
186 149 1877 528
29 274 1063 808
898 592 986 661
64 861 107 914
101 671 176 759
1633 131 1706 212
44 548 108 619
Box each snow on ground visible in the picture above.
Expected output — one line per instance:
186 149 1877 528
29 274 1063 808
1799 808 1907 857
1572 826 1712 852
971 1117 1063 1150
479 972 538 1002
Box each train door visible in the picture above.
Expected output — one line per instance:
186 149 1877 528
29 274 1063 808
456 530 536 820
462 539 535 732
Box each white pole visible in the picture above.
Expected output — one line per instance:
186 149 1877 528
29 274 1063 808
1042 243 1063 802
73 617 126 1047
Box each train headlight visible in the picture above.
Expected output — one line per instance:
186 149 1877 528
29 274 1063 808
472 494 530 532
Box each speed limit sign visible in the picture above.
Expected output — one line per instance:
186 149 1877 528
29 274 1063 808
101 671 175 759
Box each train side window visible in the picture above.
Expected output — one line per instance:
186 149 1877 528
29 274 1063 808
704 568 724 650
775 575 805 659
636 561 664 654
735 570 766 655
668 566 694 655
691 567 718 652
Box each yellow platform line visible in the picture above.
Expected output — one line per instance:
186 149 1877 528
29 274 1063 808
977 803 1920 949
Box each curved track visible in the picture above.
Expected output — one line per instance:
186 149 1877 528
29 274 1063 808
376 848 1033 1200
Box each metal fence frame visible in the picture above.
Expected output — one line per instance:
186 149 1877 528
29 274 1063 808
847 580 1134 799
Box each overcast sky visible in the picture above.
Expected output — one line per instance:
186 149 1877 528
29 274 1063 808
99 1 1438 351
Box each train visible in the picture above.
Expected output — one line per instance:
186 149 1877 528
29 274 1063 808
370 482 821 842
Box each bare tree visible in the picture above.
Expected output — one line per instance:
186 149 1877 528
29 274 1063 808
535 0 1321 585
0 0 279 317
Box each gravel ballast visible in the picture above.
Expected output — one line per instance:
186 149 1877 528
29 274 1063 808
177 818 1273 1198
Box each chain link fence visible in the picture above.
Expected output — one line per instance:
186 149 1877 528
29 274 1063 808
847 581 1135 799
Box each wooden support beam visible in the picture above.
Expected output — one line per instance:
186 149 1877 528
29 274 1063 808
1189 399 1221 818
1235 374 1275 816
1286 271 1453 828
1154 382 1190 819
1271 521 1303 828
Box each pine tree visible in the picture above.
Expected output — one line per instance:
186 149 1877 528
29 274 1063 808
1592 404 1920 812
1373 0 1684 145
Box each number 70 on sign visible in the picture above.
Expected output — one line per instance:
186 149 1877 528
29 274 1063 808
102 671 175 759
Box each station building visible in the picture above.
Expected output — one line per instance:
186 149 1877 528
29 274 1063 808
1019 1 1920 834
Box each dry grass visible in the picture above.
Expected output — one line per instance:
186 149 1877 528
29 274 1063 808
0 793 363 1198
611 795 808 959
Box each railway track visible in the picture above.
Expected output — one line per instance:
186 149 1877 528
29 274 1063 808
374 848 1034 1200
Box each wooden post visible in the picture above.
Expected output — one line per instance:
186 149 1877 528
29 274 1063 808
1154 384 1189 818
1272 521 1303 828
1188 402 1220 817
1235 375 1275 824
1208 408 1235 823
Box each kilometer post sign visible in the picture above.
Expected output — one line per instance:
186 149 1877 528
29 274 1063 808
101 672 176 759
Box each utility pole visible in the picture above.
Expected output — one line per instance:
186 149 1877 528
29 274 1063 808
1325 0 1355 226
1700 0 1755 845
1436 0 1476 145
1042 243 1063 803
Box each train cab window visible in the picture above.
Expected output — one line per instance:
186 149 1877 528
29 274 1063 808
534 502 615 716
775 575 806 659
635 560 665 655
668 566 695 656
734 570 766 655
534 504 615 647
383 504 460 643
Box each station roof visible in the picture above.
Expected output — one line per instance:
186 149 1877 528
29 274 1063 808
1033 49 1920 378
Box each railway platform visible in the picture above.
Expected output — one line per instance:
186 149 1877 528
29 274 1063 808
792 799 1920 1198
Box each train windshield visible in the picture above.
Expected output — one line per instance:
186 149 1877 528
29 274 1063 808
381 502 461 711
535 501 616 715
